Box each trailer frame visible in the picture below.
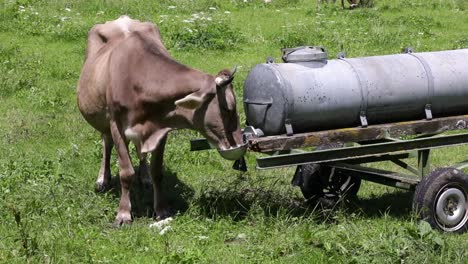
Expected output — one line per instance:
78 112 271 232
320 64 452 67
190 114 468 233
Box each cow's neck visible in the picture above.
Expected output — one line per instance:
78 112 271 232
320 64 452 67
166 69 214 129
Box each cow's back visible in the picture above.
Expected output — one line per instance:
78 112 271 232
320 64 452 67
77 16 166 133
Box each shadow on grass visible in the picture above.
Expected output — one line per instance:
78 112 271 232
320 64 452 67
349 190 414 218
195 186 315 221
194 184 414 222
108 166 195 218
107 169 414 222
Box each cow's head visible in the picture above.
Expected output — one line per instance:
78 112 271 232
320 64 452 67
175 67 246 160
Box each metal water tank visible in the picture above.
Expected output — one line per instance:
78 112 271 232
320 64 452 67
243 47 468 136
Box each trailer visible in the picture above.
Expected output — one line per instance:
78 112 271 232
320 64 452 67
191 47 468 233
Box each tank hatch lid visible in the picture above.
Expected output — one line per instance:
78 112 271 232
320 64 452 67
282 46 328 63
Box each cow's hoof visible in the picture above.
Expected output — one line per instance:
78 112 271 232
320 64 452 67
95 181 110 193
113 216 132 228
113 211 132 227
154 207 174 220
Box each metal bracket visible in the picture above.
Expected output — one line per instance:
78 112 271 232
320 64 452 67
403 47 414 54
285 119 294 136
243 126 264 141
266 57 275 64
360 111 368 127
337 52 346 59
425 104 433 120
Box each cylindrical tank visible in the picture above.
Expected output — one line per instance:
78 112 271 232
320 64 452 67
243 47 468 136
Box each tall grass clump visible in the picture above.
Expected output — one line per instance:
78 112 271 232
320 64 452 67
0 2 90 41
159 13 244 50
0 44 42 97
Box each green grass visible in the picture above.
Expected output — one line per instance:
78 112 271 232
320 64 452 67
1 0 468 263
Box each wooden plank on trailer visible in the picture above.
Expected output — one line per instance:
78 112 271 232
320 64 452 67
249 115 468 152
256 133 468 169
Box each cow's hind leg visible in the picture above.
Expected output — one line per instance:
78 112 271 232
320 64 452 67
96 133 113 193
110 120 135 226
150 135 172 220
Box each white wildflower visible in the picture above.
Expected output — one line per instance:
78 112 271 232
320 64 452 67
237 233 247 239
20 9 25 12
418 32 424 35
224 11 231 14
209 7 216 10
206 17 212 21
182 19 193 23
149 217 173 229
60 16 70 21
168 5 176 9
97 11 104 15
65 8 71 12
19 5 25 9
159 226 172 235
196 235 209 240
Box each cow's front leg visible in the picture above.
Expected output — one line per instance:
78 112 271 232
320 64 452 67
110 120 134 226
96 133 113 193
150 135 172 219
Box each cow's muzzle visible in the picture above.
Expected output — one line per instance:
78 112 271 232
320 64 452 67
217 143 247 160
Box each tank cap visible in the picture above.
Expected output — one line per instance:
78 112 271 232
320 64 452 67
282 46 327 63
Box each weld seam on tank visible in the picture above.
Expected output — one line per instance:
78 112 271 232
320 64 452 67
271 64 294 133
338 58 369 127
406 52 435 119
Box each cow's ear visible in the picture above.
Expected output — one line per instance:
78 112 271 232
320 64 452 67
175 93 205 109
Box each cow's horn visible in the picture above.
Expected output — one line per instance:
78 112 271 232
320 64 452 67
215 66 237 87
231 65 237 76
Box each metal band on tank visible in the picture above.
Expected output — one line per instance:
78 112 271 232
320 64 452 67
338 58 369 127
406 52 435 120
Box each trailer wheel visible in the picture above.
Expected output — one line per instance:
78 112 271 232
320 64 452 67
294 164 361 203
413 168 468 233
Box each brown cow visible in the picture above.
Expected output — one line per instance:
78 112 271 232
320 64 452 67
343 0 358 9
320 0 358 8
77 16 246 226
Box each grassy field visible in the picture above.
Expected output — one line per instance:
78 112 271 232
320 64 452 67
1 0 468 263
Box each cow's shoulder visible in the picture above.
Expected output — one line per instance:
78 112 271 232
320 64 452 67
129 21 167 52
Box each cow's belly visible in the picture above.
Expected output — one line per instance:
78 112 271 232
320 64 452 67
77 55 111 133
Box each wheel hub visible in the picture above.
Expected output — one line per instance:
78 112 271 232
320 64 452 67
435 187 468 230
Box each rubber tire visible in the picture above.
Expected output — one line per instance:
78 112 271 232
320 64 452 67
413 168 468 233
298 163 326 201
298 164 361 202
329 169 361 198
